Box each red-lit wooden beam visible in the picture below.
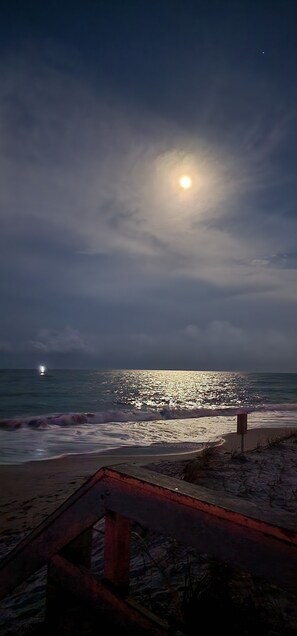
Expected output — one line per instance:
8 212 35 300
101 465 297 594
0 463 296 601
103 510 132 594
47 554 168 635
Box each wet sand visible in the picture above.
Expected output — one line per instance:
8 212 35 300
0 426 295 535
0 425 296 636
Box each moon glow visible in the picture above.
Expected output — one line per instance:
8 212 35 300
179 175 192 190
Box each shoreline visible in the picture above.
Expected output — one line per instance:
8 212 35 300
0 426 296 535
0 425 296 636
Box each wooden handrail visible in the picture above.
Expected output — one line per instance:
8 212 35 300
47 554 168 635
0 463 296 603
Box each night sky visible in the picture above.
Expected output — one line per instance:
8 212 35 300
1 0 297 371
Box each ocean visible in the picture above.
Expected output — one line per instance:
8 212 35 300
0 368 297 636
0 369 296 465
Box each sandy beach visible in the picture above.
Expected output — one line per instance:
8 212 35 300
0 425 296 635
0 425 296 537
0 426 295 536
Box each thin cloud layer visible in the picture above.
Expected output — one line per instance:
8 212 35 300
1 3 297 371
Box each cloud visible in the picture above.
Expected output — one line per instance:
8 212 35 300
0 340 12 352
0 40 296 370
181 321 297 371
28 326 92 354
26 320 297 372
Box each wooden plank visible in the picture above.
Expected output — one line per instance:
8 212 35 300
107 464 297 541
103 511 131 594
0 470 107 599
47 554 168 635
0 464 296 601
101 467 297 594
60 528 93 568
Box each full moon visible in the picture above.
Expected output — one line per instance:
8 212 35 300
179 175 192 190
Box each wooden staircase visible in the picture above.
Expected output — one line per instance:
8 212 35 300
0 463 296 634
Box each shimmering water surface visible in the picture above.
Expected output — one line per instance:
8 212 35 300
0 369 297 635
0 369 296 464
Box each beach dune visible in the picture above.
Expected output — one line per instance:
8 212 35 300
0 425 296 636
0 426 295 535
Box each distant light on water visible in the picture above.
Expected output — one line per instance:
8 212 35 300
0 370 296 465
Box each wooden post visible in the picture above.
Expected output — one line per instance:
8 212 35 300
45 527 93 630
237 412 248 453
61 527 93 568
103 510 132 596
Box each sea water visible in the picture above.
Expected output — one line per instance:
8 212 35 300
0 369 296 464
0 368 297 635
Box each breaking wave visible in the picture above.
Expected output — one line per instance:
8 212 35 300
1 402 297 431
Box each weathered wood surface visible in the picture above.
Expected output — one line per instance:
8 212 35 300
102 466 297 593
47 554 168 635
103 510 131 593
0 464 296 601
111 465 297 540
60 528 93 568
0 468 107 599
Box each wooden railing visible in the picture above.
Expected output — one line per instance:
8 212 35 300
0 463 296 633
